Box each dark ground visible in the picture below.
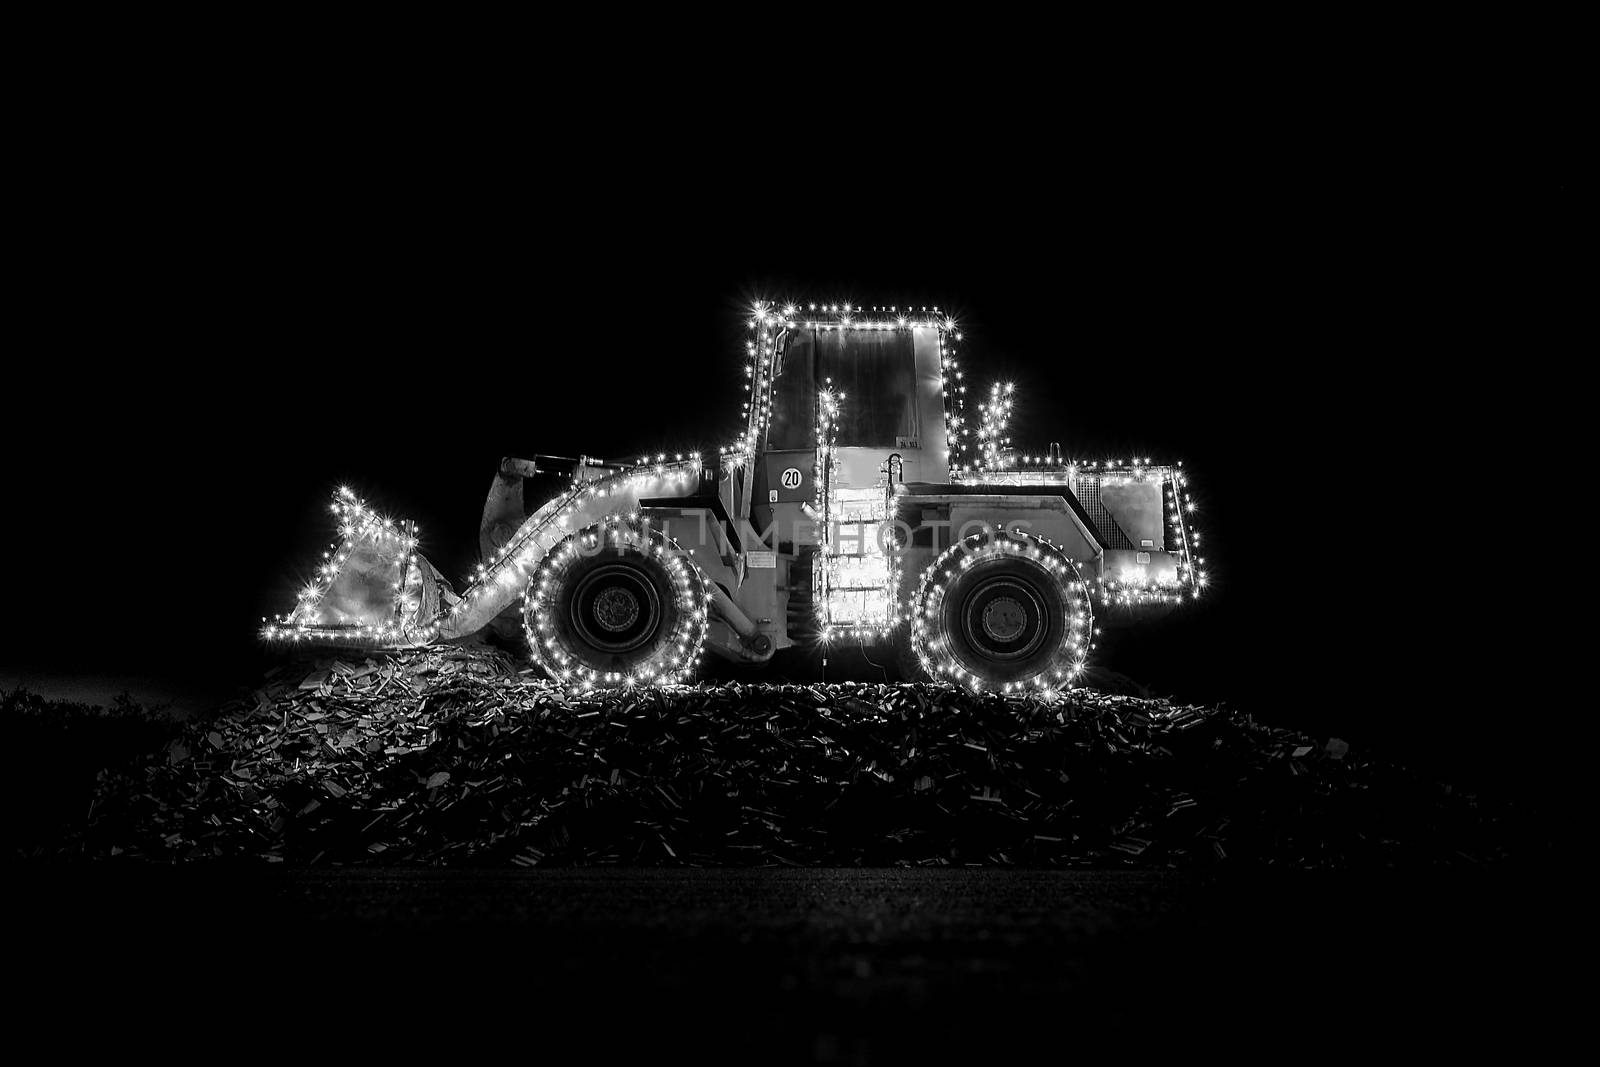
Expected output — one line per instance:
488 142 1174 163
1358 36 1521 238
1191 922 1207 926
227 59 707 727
7 655 1571 1058
12 865 1569 1059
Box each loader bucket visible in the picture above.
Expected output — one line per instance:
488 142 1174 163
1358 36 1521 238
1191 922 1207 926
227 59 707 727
263 487 450 648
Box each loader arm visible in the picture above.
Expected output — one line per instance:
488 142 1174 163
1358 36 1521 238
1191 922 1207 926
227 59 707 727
481 456 542 563
436 458 708 642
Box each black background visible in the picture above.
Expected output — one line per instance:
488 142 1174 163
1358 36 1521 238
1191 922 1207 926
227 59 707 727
2 85 1575 807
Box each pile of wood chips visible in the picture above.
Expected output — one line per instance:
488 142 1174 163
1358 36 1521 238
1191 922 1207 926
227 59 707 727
71 645 1509 868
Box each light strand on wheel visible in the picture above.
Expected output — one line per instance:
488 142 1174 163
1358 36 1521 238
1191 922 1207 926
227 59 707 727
521 516 711 689
909 526 1093 697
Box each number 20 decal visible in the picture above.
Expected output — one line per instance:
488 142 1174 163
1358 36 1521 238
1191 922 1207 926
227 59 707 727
780 467 803 490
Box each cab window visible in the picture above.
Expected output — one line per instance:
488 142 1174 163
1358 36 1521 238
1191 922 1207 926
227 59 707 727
766 327 917 450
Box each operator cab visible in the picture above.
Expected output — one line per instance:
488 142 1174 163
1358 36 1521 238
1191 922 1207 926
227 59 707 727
753 321 953 545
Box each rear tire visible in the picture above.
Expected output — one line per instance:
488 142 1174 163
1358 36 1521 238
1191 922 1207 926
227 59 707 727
909 528 1092 694
522 519 709 687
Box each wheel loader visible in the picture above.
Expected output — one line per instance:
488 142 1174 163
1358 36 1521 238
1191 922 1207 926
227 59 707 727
264 302 1206 694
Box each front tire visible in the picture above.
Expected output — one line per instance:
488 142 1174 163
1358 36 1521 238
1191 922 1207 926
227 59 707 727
522 519 709 687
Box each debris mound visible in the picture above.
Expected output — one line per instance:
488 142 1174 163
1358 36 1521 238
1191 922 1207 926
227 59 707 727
63 646 1509 867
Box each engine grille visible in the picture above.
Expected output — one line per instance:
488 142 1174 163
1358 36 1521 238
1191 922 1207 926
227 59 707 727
1074 477 1135 550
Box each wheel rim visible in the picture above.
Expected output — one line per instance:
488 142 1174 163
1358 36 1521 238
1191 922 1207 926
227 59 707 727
571 564 662 653
960 576 1049 661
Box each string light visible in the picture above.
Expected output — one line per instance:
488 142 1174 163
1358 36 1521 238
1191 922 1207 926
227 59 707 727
976 381 1015 470
948 458 1207 606
261 486 432 645
267 299 1206 691
520 516 710 688
908 527 1093 695
447 457 703 624
744 302 968 476
811 385 896 640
